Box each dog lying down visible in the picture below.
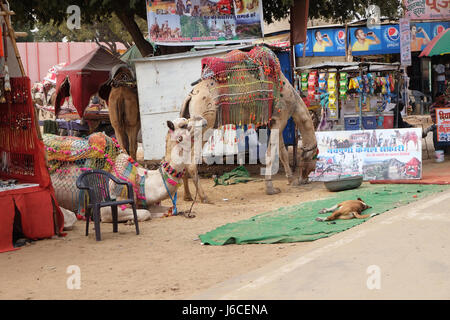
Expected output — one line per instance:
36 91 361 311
316 198 378 222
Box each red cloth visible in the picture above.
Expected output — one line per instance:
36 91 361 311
54 47 123 117
0 77 65 253
0 194 18 253
0 186 58 253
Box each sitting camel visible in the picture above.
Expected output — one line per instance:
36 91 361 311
45 117 206 223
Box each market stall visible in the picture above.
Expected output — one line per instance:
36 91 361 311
0 3 64 253
295 61 405 132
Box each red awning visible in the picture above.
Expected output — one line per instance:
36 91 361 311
55 47 123 117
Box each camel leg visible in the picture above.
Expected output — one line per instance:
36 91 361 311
279 135 294 185
264 120 281 195
183 175 193 201
127 124 140 161
187 163 212 204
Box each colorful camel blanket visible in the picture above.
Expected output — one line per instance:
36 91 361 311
201 46 284 127
44 133 147 212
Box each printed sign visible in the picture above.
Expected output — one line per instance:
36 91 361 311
400 18 412 66
349 25 400 55
310 128 422 181
146 0 264 45
436 108 450 142
404 0 450 20
409 21 450 51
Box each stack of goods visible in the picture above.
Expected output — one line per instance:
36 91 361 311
308 71 318 101
327 72 338 119
201 46 283 127
339 72 348 100
300 72 308 94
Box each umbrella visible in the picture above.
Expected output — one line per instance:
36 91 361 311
419 28 450 57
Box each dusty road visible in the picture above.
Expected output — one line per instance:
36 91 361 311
0 130 447 300
192 187 450 300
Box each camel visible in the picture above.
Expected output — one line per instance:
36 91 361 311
99 65 141 161
179 47 318 203
45 117 206 222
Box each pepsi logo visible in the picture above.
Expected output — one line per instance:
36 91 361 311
433 25 445 37
385 26 399 42
335 30 346 45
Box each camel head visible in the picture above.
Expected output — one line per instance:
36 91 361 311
299 145 319 184
165 117 207 167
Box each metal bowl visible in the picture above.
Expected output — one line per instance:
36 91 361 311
324 175 363 192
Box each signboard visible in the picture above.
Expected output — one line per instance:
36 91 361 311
349 24 400 55
400 18 412 66
146 0 264 45
311 28 346 56
409 21 450 51
294 29 313 57
309 128 422 181
436 108 450 142
404 0 450 20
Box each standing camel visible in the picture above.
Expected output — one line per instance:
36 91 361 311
179 47 318 203
100 65 141 160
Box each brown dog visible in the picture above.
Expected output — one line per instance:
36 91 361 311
316 198 375 222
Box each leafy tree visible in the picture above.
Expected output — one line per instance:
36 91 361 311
10 0 402 57
31 14 147 55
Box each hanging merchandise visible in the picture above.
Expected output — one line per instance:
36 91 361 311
348 77 360 94
308 71 318 100
339 72 348 99
367 73 375 95
301 72 308 93
327 72 338 119
318 72 327 92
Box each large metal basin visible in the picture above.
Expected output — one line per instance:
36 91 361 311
324 175 363 192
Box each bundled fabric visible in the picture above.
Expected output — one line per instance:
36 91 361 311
213 166 258 186
200 46 283 127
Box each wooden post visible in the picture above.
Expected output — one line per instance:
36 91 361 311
0 1 25 77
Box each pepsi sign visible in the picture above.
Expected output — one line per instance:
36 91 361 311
384 26 400 43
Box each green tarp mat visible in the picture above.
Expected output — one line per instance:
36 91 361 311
199 184 449 245
213 166 259 186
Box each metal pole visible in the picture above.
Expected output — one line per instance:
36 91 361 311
359 64 363 130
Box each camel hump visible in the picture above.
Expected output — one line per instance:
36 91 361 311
110 64 135 81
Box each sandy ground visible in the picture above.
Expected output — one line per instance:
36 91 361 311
0 171 331 300
0 115 439 300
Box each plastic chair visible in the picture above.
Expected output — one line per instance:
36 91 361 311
76 169 140 241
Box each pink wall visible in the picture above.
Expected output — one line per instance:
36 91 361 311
17 42 127 84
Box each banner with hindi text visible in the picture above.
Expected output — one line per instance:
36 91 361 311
309 128 422 181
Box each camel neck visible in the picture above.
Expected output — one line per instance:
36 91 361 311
161 160 186 180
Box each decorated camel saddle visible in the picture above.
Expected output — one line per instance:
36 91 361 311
44 132 147 214
200 46 284 127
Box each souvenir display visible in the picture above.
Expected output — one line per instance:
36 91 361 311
327 73 338 119
0 77 39 181
339 72 348 99
296 69 400 131
300 72 308 93
308 71 318 100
